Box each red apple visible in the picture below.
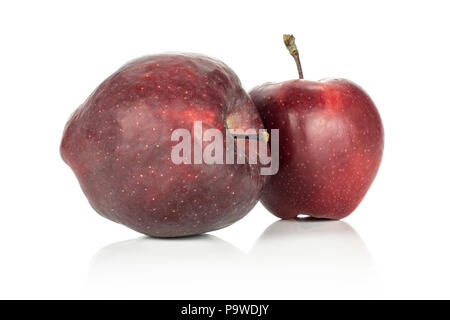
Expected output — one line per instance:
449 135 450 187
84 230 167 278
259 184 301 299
61 53 267 237
249 35 384 219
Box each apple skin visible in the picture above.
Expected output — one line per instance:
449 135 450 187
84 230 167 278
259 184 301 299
61 53 266 237
250 78 383 219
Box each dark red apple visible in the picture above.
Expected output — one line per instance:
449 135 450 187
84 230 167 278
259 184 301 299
61 53 267 237
249 35 384 219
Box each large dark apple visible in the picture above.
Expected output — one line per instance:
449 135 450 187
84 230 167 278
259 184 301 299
249 35 384 219
61 53 266 237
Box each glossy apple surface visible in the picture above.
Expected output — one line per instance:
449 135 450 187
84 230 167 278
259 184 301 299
61 53 266 237
250 78 383 219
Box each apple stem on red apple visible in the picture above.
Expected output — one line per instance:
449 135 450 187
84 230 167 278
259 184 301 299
283 34 304 79
231 131 269 142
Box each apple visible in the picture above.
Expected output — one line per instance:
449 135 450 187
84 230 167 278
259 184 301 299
249 35 384 219
61 53 267 237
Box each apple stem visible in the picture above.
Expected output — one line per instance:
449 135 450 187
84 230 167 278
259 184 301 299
231 132 270 142
283 34 304 79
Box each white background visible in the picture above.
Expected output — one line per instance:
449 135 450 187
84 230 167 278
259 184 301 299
1 0 449 299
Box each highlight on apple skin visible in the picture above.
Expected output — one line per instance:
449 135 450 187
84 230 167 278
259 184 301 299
249 35 384 220
61 53 267 237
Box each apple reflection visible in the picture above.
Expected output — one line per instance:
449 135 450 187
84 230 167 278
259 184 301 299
87 235 245 298
247 218 377 296
87 219 376 298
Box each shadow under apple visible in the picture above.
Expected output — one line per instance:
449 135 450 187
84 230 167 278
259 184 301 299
246 218 377 296
87 234 245 298
87 219 378 298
